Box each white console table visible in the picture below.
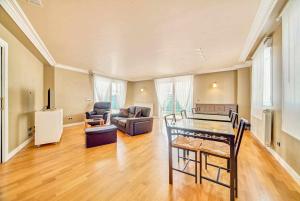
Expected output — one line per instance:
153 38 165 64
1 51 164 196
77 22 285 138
35 109 63 146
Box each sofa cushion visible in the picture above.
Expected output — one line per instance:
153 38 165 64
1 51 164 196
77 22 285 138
95 108 106 115
119 108 129 117
134 108 142 118
140 107 151 117
118 119 127 128
111 117 126 124
128 106 136 115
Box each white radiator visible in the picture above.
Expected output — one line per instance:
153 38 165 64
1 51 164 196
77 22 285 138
262 109 272 147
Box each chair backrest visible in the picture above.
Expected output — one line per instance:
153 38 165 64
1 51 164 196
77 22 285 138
230 112 238 128
164 114 176 127
192 108 197 114
234 118 250 158
228 108 232 118
180 110 187 119
94 102 111 110
94 102 111 114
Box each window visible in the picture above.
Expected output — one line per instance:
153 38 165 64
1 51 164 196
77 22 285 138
155 75 193 117
251 38 273 119
281 0 300 140
93 75 127 110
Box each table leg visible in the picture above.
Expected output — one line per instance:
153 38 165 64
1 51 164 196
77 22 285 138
169 145 173 184
230 137 235 201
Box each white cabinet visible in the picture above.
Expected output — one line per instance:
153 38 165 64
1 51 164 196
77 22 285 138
35 109 63 146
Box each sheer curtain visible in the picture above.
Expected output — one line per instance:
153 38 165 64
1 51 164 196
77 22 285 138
93 75 111 102
155 75 193 117
113 80 127 109
251 42 264 119
93 74 127 110
282 0 300 140
175 75 193 112
155 78 173 117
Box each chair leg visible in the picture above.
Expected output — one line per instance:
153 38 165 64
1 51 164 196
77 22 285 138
195 151 198 183
227 159 230 172
177 148 180 163
235 158 238 197
205 154 208 170
183 150 186 161
199 152 202 184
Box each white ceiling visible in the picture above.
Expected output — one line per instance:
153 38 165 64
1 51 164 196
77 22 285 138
18 0 260 81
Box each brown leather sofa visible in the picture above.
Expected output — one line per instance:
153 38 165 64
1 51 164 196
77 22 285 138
111 106 153 136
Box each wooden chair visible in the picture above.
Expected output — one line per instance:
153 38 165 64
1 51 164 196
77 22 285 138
228 108 232 118
164 114 202 183
180 110 187 119
199 118 250 197
230 112 238 128
192 108 197 114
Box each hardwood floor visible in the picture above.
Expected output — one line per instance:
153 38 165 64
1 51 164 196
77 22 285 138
1 119 300 201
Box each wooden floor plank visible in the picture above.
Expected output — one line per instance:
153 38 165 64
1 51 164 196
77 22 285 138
0 119 300 201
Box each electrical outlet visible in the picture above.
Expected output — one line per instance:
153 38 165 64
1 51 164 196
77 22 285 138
68 116 73 120
277 141 281 147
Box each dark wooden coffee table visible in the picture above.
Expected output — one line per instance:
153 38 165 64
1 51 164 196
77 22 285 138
84 118 105 128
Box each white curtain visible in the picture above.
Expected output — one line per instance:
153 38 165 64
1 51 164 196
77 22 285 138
251 42 265 119
94 75 111 102
282 0 300 140
155 75 193 117
93 74 127 110
113 80 127 109
175 75 193 112
155 78 173 117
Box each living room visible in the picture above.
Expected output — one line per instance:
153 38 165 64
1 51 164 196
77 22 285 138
1 0 300 201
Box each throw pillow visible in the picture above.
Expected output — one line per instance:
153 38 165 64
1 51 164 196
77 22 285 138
134 108 142 118
119 108 129 117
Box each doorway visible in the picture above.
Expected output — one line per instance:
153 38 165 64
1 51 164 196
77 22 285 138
0 38 8 163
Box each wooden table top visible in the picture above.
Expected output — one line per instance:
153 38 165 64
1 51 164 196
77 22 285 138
168 119 234 136
188 113 231 122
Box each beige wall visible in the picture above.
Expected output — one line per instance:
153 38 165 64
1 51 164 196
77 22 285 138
125 80 158 116
54 68 93 124
126 70 242 117
251 26 300 174
44 65 55 108
194 71 237 104
0 23 44 152
237 67 251 120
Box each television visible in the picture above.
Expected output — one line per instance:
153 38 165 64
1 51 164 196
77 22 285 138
47 88 51 109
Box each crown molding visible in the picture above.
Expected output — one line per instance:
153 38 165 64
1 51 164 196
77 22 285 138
0 0 55 65
55 63 89 74
239 0 278 62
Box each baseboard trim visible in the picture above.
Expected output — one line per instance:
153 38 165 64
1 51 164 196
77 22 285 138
63 121 84 128
250 132 300 186
266 147 300 185
6 136 33 162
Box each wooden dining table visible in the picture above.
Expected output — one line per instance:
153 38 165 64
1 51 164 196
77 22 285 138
165 117 236 201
